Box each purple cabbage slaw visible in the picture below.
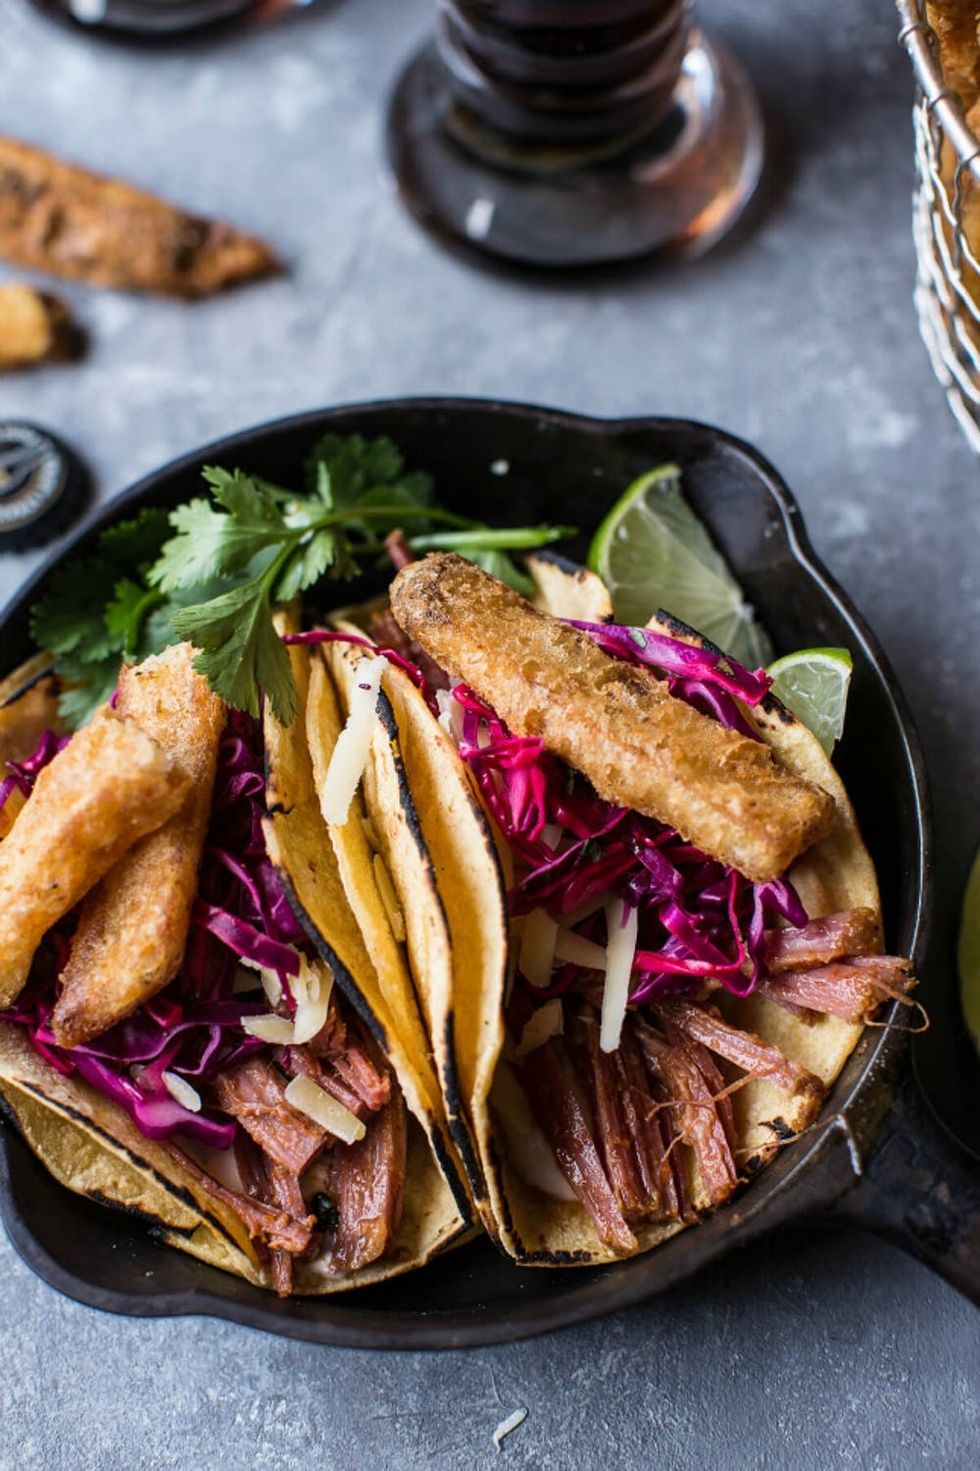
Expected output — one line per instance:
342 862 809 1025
566 620 771 742
0 728 69 815
451 618 803 1006
282 628 439 713
0 710 307 1148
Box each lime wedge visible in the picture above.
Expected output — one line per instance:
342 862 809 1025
959 846 980 1057
767 647 853 754
588 465 774 667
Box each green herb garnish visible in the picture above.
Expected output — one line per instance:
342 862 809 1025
32 434 574 727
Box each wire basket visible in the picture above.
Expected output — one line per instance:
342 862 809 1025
899 0 980 452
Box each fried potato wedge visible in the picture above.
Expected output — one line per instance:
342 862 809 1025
52 645 225 1048
0 284 78 370
0 711 190 1007
0 135 279 298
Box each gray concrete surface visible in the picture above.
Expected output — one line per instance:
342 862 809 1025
0 0 978 1466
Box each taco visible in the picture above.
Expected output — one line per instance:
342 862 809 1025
323 551 918 1265
0 640 468 1295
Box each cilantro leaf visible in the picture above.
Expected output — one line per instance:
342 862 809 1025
54 648 125 727
304 434 434 529
171 574 296 724
29 433 575 730
202 466 284 526
307 433 408 508
275 529 337 603
104 579 165 660
99 507 171 568
150 479 289 593
30 506 173 726
31 561 117 659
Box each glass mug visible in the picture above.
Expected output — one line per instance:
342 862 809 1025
23 0 297 37
387 0 764 267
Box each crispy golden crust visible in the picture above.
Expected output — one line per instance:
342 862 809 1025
0 284 77 370
0 711 189 1008
51 646 225 1048
926 2 980 105
0 136 279 298
390 554 835 884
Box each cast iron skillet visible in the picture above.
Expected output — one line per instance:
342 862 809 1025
0 399 977 1349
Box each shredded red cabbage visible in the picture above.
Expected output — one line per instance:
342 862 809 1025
452 664 805 1008
565 621 771 705
282 628 438 712
0 728 70 816
0 710 307 1148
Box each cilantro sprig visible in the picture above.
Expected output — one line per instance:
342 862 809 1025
31 433 574 728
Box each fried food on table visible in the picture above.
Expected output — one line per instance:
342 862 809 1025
925 2 980 106
0 284 77 369
52 645 225 1048
0 712 191 1008
390 553 835 884
0 136 279 298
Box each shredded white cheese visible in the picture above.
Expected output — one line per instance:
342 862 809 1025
161 1070 203 1113
319 654 388 826
600 897 638 1053
435 688 461 743
236 955 288 1007
553 930 607 971
514 998 563 1061
284 1073 366 1145
518 907 559 987
291 956 333 1046
373 853 406 942
492 1408 527 1450
242 1015 295 1045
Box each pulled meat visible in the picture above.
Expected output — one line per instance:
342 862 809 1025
278 1043 369 1122
166 1144 315 1257
663 1022 736 1154
205 1008 404 1294
520 1038 636 1254
570 1008 648 1221
656 999 823 1101
759 956 915 1024
310 1009 391 1114
213 1057 327 1174
266 1163 312 1296
323 1092 407 1272
616 1023 681 1221
635 1020 738 1210
762 908 881 973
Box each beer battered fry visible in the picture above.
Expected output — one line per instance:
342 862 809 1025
390 554 835 884
52 645 225 1048
925 2 980 107
0 712 190 1007
0 136 279 298
0 285 78 370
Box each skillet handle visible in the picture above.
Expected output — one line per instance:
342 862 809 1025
833 1069 980 1305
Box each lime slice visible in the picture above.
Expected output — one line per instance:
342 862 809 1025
767 647 853 754
588 465 774 667
959 846 980 1058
